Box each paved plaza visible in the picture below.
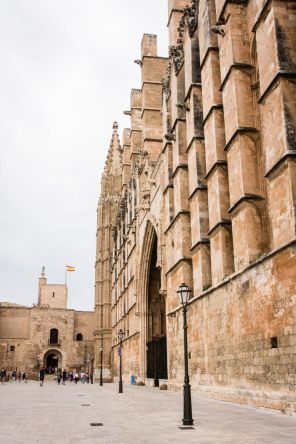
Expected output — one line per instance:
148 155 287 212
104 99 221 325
0 380 295 443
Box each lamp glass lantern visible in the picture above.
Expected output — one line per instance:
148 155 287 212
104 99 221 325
118 329 124 341
100 345 103 352
177 283 190 305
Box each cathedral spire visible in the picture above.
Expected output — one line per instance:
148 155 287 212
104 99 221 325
104 121 122 175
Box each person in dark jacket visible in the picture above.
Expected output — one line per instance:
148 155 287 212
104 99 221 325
39 367 45 386
1 368 6 385
62 369 67 385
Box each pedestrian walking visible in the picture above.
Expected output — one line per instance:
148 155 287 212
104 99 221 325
1 368 6 385
74 373 78 384
18 371 21 383
56 370 61 385
22 372 27 383
62 369 67 385
39 367 45 386
12 371 16 381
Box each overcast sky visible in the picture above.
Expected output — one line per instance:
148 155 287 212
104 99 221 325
0 0 169 311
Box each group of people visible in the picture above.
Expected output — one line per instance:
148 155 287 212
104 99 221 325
1 368 27 384
1 367 91 386
55 370 90 384
55 369 67 385
39 368 90 386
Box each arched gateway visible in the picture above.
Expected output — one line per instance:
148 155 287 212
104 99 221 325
139 221 167 386
43 349 62 371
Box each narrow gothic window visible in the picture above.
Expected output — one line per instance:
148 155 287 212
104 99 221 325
76 333 83 341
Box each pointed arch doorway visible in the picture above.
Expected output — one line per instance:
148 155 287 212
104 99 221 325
145 231 167 386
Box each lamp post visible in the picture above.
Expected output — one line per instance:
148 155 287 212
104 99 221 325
100 345 103 386
87 358 89 383
91 354 94 384
118 329 123 393
177 283 194 426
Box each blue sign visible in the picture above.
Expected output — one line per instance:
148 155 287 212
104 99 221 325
118 347 121 356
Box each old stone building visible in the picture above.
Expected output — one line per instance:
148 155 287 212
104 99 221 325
0 270 94 378
94 0 296 414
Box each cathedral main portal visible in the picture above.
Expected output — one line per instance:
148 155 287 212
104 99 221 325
146 236 167 386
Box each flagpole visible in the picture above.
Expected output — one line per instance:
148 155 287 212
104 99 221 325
65 265 67 286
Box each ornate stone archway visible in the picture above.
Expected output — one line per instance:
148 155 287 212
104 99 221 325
138 219 167 382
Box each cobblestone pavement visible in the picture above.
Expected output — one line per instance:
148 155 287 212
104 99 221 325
0 380 295 443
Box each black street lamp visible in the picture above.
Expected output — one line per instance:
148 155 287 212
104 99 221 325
91 354 94 384
118 329 124 393
177 283 194 426
100 345 103 386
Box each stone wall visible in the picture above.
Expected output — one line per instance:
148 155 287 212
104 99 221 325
0 307 30 339
168 242 296 414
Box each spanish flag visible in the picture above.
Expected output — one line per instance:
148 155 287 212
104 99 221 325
66 265 75 272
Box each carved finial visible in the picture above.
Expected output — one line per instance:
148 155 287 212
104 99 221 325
113 121 118 130
42 266 45 273
210 26 225 37
134 59 143 66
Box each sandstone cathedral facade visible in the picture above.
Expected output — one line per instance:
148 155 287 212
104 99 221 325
94 0 296 414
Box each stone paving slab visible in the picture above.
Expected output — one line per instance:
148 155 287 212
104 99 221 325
0 380 295 443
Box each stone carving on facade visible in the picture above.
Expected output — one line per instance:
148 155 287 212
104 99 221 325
121 199 126 220
138 165 144 176
183 0 198 38
142 189 150 204
176 102 190 111
210 25 225 37
161 60 172 101
164 132 176 141
116 212 121 228
169 40 184 74
168 1 199 74
168 6 186 74
112 225 117 242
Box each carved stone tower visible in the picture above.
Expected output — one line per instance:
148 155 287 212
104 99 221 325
94 122 122 382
